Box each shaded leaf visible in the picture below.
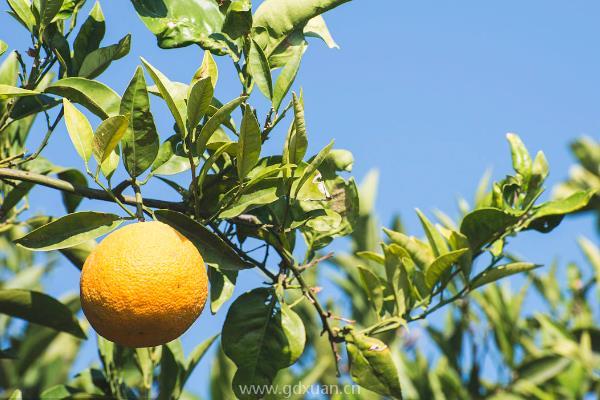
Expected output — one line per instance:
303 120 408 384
0 289 86 338
237 104 261 180
197 96 247 155
248 39 273 99
425 248 469 289
154 209 251 270
208 266 237 314
460 208 519 250
78 34 131 79
272 44 304 112
93 115 128 163
187 77 213 132
222 288 306 399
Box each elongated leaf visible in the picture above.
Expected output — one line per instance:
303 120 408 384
293 140 333 197
208 266 237 314
132 0 224 49
141 57 187 136
383 227 434 269
237 104 261 180
197 142 237 198
78 34 131 79
0 289 86 338
471 262 541 290
39 0 64 28
533 190 595 219
416 208 449 257
8 0 36 32
425 248 469 289
46 77 121 119
0 84 40 99
183 334 219 384
57 168 87 213
219 178 280 219
222 288 306 399
15 211 123 251
0 181 34 214
506 133 532 178
73 1 105 71
93 115 128 163
248 39 273 99
63 98 93 162
193 50 218 87
345 330 403 398
120 66 159 177
283 93 308 166
357 266 384 315
154 210 251 270
187 77 213 132
151 135 191 176
252 0 350 56
460 208 519 250
197 96 246 155
272 44 304 111
0 41 7 56
304 15 339 48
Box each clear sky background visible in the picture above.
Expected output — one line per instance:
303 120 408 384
2 0 600 397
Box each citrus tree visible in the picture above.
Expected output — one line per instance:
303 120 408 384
0 1 597 399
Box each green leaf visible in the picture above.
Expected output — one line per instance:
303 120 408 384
471 262 541 290
59 240 96 270
7 389 21 400
272 44 304 112
248 39 273 99
15 211 123 251
0 181 34 214
416 208 449 257
237 104 262 180
7 0 36 32
193 50 218 87
425 248 469 289
197 96 247 155
533 190 595 219
222 288 306 399
73 1 105 72
56 168 87 213
187 77 214 132
39 0 64 28
197 142 237 198
154 209 251 270
93 115 128 163
151 135 191 176
120 66 160 178
506 133 532 178
141 57 187 136
0 84 40 99
252 0 350 56
345 330 403 398
514 355 571 387
460 207 519 250
63 98 94 163
100 147 120 180
304 15 339 48
357 266 385 315
283 92 308 165
78 34 131 79
208 266 237 314
0 41 7 56
183 334 219 384
293 140 333 198
383 227 434 269
222 0 252 39
46 77 121 119
132 0 225 49
0 289 86 338
219 178 280 219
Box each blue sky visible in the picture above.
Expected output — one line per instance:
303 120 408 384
2 0 600 397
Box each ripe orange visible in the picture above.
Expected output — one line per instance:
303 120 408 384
80 221 208 347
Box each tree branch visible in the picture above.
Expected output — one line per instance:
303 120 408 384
0 168 186 212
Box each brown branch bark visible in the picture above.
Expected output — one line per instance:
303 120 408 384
0 168 186 212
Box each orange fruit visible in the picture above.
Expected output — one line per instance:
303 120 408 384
80 221 208 347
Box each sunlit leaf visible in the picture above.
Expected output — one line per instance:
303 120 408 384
63 98 94 163
47 77 121 119
15 212 123 251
